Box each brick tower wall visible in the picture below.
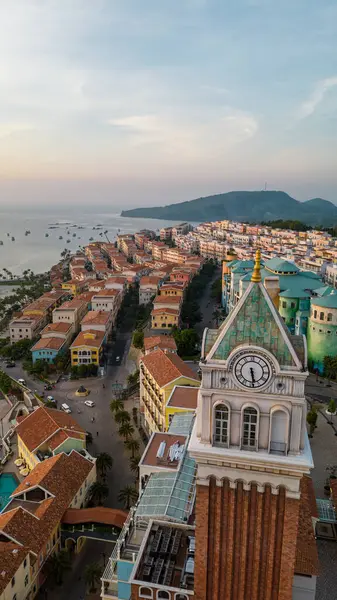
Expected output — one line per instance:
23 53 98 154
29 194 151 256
194 477 300 600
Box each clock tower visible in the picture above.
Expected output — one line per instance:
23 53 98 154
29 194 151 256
188 249 313 600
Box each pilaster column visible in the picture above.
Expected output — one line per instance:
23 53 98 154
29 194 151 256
289 405 302 454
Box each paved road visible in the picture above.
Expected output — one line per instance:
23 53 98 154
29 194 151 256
196 268 221 335
37 539 112 600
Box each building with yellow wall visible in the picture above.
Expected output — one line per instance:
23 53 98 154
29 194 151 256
0 451 96 600
140 349 200 434
151 307 180 330
70 329 105 366
165 385 199 430
15 406 87 470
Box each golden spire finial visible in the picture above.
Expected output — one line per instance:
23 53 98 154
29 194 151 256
251 247 262 283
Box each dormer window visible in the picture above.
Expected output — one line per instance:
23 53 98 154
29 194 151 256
213 404 229 447
242 407 258 450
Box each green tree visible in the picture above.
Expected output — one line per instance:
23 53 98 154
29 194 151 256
127 369 140 386
84 562 102 593
78 364 88 378
70 365 79 380
125 438 140 458
110 398 124 414
132 330 144 349
173 328 199 357
119 422 134 440
307 408 318 438
328 399 337 422
115 410 131 425
86 431 93 445
129 455 141 474
87 481 109 506
118 485 138 509
44 550 71 586
96 452 113 479
210 278 222 303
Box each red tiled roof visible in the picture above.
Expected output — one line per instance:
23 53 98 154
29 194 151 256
153 295 182 305
15 406 85 452
144 335 177 352
41 322 73 334
31 337 66 351
81 310 111 326
0 542 30 594
151 308 180 316
295 476 319 576
141 349 199 388
62 507 127 528
70 329 105 348
167 386 198 409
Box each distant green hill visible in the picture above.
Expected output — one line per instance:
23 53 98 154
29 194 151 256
121 191 337 226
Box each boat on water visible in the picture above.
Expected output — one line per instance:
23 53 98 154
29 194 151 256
7 233 10 237
25 230 31 236
89 237 94 241
11 236 15 241
66 239 71 243
0 241 3 245
45 233 49 237
72 233 76 237
59 236 63 240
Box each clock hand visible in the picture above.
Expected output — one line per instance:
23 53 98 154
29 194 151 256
250 367 255 384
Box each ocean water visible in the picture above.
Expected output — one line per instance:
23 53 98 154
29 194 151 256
0 207 184 276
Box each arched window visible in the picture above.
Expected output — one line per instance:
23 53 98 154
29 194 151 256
175 595 188 600
269 409 288 455
314 309 317 318
140 587 153 599
158 592 171 600
214 404 229 446
242 407 258 449
327 312 333 322
320 312 324 320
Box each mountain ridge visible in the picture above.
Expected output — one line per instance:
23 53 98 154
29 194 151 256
121 190 337 226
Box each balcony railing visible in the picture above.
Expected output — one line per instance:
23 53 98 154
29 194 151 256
241 437 257 451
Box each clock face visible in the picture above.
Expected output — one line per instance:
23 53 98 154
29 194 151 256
234 354 271 389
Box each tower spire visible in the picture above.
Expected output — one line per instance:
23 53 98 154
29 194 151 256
251 246 262 283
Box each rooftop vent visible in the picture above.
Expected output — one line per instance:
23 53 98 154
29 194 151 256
156 441 166 459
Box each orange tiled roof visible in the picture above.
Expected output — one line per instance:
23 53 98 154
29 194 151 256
167 386 198 409
70 329 105 348
144 335 177 352
2 452 94 559
141 348 199 388
15 406 85 452
81 310 111 326
31 337 66 351
41 322 73 334
140 276 161 286
55 299 87 310
151 308 180 316
0 542 29 595
294 476 319 576
92 289 120 298
62 507 127 528
153 295 182 305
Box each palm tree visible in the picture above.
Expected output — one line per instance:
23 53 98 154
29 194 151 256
96 452 113 479
110 398 124 414
118 485 138 509
84 562 102 593
86 431 93 445
44 550 71 585
87 481 109 506
119 422 134 440
125 438 140 458
114 410 131 425
129 455 141 474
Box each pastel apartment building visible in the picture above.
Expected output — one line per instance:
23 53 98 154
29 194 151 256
61 278 89 296
15 405 87 470
104 275 128 294
151 307 180 330
139 276 162 305
31 321 73 364
159 282 186 297
0 451 96 600
91 289 122 324
143 334 177 355
152 294 182 312
52 298 88 333
165 385 199 429
9 315 45 344
70 329 105 366
81 310 113 339
139 348 200 434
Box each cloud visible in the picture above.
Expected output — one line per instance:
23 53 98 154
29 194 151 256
0 123 35 139
298 76 337 119
107 110 258 159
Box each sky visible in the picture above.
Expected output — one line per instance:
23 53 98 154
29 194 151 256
1 0 337 208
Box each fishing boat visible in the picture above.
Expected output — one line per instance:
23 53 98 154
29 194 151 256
89 237 94 241
11 236 15 241
59 236 63 240
45 233 49 237
66 239 71 243
7 233 10 237
72 233 76 237
25 230 31 236
0 241 3 245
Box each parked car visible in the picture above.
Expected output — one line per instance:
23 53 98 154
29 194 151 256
115 356 121 363
61 403 71 413
17 378 26 386
5 361 16 368
46 396 56 404
84 400 95 408
44 383 53 391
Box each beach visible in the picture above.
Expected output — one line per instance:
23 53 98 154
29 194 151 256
0 207 186 276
